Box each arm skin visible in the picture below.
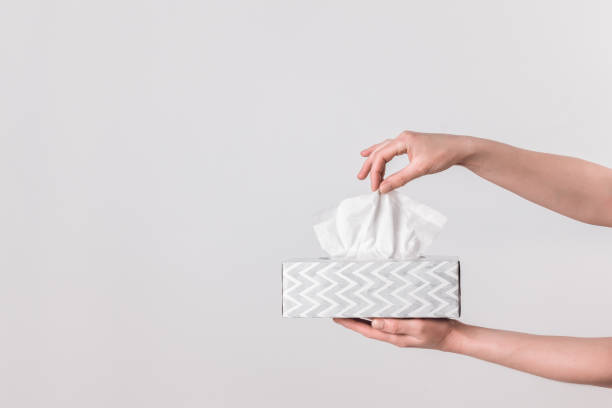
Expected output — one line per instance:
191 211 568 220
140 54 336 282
349 131 612 386
358 131 612 226
334 318 612 387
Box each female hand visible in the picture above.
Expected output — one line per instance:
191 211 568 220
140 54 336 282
358 131 474 193
334 317 457 350
335 317 612 387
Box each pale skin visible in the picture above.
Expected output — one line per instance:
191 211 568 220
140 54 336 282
335 131 612 387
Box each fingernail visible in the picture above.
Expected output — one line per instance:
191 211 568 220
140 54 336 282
379 184 389 193
371 319 384 330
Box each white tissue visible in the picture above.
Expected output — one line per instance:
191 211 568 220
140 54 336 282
313 191 447 260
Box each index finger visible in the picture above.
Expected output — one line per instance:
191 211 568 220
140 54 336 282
357 140 391 180
369 140 407 191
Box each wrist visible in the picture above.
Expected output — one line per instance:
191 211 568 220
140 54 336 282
455 135 483 169
438 320 470 353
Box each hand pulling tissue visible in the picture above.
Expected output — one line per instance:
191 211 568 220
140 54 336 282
313 191 447 260
282 191 461 318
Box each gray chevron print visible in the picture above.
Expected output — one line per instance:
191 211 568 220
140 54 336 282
282 257 460 318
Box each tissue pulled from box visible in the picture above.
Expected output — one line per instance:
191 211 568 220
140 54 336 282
313 191 446 260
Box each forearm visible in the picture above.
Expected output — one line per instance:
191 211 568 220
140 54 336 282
460 136 612 226
443 322 612 387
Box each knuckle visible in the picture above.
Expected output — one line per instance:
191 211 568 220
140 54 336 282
393 142 405 156
399 130 415 140
373 159 386 172
385 320 401 334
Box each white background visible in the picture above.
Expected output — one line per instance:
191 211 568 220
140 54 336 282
2 1 612 406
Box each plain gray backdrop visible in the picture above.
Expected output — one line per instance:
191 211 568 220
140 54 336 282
2 1 612 406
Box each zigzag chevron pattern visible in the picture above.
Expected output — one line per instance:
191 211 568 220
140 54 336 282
282 258 460 318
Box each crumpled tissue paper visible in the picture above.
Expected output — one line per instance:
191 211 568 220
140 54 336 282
312 191 447 260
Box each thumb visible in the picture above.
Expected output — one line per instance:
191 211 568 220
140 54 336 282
379 164 426 193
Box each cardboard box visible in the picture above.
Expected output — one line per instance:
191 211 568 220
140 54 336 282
282 256 460 318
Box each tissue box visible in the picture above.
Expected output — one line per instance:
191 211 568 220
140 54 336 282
282 256 460 318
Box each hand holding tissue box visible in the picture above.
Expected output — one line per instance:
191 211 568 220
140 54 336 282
282 191 461 318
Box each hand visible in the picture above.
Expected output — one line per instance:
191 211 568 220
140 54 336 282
335 318 612 387
333 317 458 350
357 131 474 193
